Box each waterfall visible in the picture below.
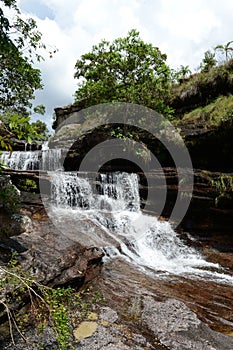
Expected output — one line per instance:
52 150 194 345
41 148 63 171
0 151 40 170
46 171 233 284
0 147 63 171
50 172 140 211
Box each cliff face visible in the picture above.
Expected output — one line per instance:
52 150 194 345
170 58 233 115
51 61 233 172
169 60 233 171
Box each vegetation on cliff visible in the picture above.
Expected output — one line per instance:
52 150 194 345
0 0 53 148
170 58 233 115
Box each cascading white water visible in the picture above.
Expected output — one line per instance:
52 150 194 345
50 172 140 212
0 147 62 171
41 148 63 171
46 171 233 284
0 151 40 170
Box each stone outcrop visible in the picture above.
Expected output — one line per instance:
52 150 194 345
0 176 31 239
51 97 233 172
178 119 233 171
142 297 233 350
0 217 104 287
53 101 87 130
4 295 233 350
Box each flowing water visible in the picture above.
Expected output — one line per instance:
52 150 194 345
0 150 40 170
47 170 233 333
1 147 232 284
44 170 233 285
1 149 233 332
0 148 62 171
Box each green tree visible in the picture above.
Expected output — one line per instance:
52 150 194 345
0 0 54 114
171 65 192 84
31 119 49 139
214 40 233 62
200 50 217 72
74 29 173 118
179 65 191 79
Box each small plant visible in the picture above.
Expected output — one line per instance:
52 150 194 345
0 256 105 349
210 174 233 192
16 178 38 193
0 176 21 213
110 126 134 140
209 174 233 209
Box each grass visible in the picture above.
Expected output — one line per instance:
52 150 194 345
173 94 233 129
171 59 233 115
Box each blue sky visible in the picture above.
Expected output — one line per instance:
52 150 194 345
17 0 233 129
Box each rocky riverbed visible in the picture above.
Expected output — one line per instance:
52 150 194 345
1 191 233 349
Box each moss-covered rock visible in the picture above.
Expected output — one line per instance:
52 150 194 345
0 175 31 239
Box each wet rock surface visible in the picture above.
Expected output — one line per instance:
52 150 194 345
1 306 165 350
142 297 233 350
1 187 233 349
10 219 104 286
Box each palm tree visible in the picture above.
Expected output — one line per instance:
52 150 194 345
214 40 233 62
200 50 217 72
179 65 192 79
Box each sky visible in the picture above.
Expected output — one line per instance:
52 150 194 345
17 0 233 129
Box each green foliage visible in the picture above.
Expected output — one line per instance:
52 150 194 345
0 0 56 114
110 126 134 140
16 178 37 193
209 174 233 209
74 29 173 118
175 95 233 128
0 135 12 152
0 257 105 349
33 104 46 115
178 65 192 80
214 40 233 63
200 50 217 72
170 65 192 84
210 174 233 192
42 287 74 349
31 119 49 139
0 114 49 143
0 176 20 213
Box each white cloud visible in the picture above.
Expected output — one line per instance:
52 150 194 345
18 0 233 129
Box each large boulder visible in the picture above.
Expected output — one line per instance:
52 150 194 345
142 297 233 350
0 175 31 240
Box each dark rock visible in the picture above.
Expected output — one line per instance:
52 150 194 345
51 99 233 172
142 297 233 350
53 101 86 130
11 219 104 286
0 212 31 239
184 122 233 171
0 175 31 239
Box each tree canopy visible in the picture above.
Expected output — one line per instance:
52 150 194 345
0 0 52 115
0 0 53 147
74 29 173 118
